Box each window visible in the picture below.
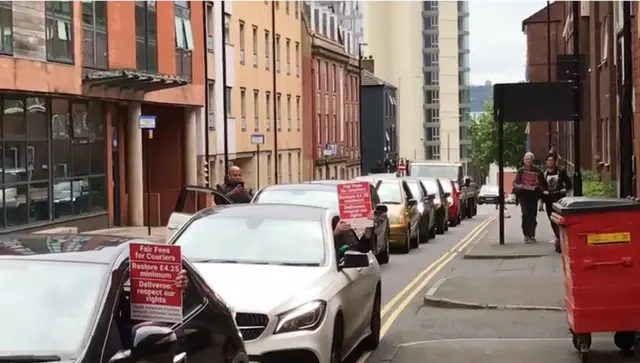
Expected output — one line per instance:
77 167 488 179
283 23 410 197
316 113 321 146
239 21 245 65
296 96 301 131
286 38 291 74
253 90 259 131
266 91 271 131
46 1 74 63
276 35 281 72
240 88 246 131
0 2 11 55
135 1 157 72
252 25 258 67
295 42 300 76
285 0 290 15
297 153 301 181
276 93 282 130
426 126 440 141
265 30 270 70
267 154 272 184
286 95 292 131
206 3 214 52
294 1 299 19
224 14 230 44
225 87 232 117
601 16 609 62
332 64 337 92
81 1 107 69
207 81 215 130
324 61 329 91
431 71 439 85
175 2 193 79
287 153 292 182
426 145 440 160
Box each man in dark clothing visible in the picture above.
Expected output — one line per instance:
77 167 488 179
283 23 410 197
216 166 253 204
513 152 547 243
333 218 374 257
538 153 572 244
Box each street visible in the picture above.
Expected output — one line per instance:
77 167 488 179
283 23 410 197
349 205 637 363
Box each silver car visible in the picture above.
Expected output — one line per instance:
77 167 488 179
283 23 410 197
168 204 382 363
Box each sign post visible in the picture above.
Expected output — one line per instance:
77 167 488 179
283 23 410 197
139 115 156 236
129 243 183 323
323 143 337 180
337 181 373 228
251 134 265 189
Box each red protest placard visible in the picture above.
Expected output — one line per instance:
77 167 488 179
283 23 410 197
129 243 183 323
337 182 373 228
520 170 538 191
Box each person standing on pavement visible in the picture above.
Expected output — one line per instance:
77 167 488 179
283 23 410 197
538 153 572 245
513 152 547 243
216 166 253 204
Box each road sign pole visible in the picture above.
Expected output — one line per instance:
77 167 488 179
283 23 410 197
256 144 260 189
139 114 156 237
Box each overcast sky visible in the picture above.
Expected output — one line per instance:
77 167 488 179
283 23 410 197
469 0 547 85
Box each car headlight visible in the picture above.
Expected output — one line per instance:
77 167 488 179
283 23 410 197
447 196 453 204
388 214 405 224
274 300 327 334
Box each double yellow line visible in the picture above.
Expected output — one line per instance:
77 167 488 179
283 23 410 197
356 214 497 363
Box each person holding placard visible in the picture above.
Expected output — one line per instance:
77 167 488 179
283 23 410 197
513 152 547 243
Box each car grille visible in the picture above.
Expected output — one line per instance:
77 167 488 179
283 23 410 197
235 312 270 341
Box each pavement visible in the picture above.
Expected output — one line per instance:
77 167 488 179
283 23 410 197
359 205 629 363
81 226 168 244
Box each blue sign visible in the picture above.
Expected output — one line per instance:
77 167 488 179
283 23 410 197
139 115 156 129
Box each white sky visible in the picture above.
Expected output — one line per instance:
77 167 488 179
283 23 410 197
469 0 547 85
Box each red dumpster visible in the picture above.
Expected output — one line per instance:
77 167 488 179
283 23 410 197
551 197 640 362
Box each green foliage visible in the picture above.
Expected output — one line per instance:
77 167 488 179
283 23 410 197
469 101 527 172
580 170 617 197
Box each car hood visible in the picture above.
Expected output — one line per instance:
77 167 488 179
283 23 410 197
194 263 331 313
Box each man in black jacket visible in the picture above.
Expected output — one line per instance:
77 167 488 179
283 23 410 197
513 152 547 243
216 166 253 204
538 153 572 245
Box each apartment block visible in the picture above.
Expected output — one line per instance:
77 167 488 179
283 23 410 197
205 1 304 188
362 1 470 165
302 2 361 180
0 0 205 232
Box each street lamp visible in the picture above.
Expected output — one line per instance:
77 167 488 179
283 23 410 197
358 42 368 175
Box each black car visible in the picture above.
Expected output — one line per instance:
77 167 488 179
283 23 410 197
252 181 391 264
0 234 248 363
417 177 449 234
402 177 436 242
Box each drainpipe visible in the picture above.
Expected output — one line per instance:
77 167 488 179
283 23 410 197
202 1 210 187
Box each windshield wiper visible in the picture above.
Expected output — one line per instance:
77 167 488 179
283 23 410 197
380 201 401 204
190 258 238 264
274 262 321 267
0 355 62 362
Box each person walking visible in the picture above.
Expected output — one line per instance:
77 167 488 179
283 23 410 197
513 152 547 243
538 153 572 245
216 166 253 204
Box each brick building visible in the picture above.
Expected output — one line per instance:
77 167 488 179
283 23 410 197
301 3 361 180
0 1 205 232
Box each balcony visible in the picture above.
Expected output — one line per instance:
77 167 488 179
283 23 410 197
422 29 438 36
459 30 470 36
423 65 438 73
422 10 438 17
422 48 438 54
423 84 439 91
459 66 470 72
459 48 470 54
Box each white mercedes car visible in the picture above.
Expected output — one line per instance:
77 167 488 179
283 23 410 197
168 203 382 363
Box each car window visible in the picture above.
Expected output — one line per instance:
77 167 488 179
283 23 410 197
254 189 338 210
376 181 403 204
407 182 422 200
0 260 107 357
174 216 326 266
420 179 439 195
439 180 453 193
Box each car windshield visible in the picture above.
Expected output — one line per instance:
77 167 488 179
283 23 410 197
407 182 422 199
0 260 106 356
254 189 338 210
439 180 453 193
174 216 326 266
420 179 440 196
480 185 499 194
377 182 403 204
410 165 459 180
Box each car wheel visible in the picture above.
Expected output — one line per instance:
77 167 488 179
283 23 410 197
376 234 390 264
420 220 429 243
362 287 381 351
399 230 411 254
444 219 449 231
330 316 344 363
428 224 436 238
410 227 419 248
466 206 473 219
436 215 445 234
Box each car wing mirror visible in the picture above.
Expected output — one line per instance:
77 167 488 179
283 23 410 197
339 251 369 269
109 325 179 363
375 204 388 213
443 192 451 198
427 194 436 201
407 198 418 206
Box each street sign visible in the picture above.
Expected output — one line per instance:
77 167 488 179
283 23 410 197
139 115 156 129
251 134 265 145
323 143 337 157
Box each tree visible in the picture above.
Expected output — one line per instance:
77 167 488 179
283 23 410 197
469 101 527 172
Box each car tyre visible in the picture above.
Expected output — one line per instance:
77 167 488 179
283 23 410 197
362 287 381 351
420 220 429 243
376 233 390 264
436 215 445 234
330 316 344 363
428 224 436 238
410 227 420 248
444 219 449 231
399 231 411 254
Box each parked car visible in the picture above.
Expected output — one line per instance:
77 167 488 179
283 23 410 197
252 181 391 264
402 177 436 242
464 177 479 217
438 177 462 227
417 177 449 234
375 178 422 252
0 234 247 363
168 204 382 363
410 162 477 218
478 185 500 205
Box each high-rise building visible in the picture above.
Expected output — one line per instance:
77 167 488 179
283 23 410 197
363 1 471 165
309 0 363 47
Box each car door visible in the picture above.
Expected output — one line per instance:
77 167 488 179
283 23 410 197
337 229 366 350
167 185 232 237
370 184 386 254
418 180 435 230
401 181 419 238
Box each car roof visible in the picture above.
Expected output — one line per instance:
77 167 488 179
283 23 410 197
411 161 462 167
192 203 332 221
259 183 339 192
0 234 146 264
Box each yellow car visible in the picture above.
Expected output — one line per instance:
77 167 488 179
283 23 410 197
375 179 422 253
